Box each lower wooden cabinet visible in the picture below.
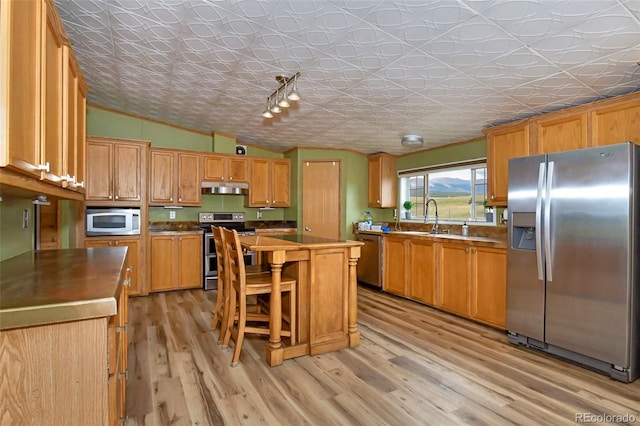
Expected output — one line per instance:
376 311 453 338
108 266 129 424
439 242 471 316
383 236 408 296
382 234 507 329
149 232 202 292
85 237 143 296
471 246 507 328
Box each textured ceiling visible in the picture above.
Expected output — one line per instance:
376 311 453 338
56 0 640 155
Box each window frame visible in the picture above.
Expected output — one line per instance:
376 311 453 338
398 159 495 225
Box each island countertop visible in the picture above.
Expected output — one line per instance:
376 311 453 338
239 233 364 251
0 247 128 330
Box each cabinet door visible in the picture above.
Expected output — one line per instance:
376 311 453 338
439 243 470 316
271 159 290 207
85 141 114 201
150 236 175 292
202 154 225 180
368 154 396 208
1 0 42 177
409 240 436 305
248 158 270 206
227 157 248 182
177 153 201 205
114 239 141 296
471 247 507 328
592 100 640 147
383 237 407 296
42 4 64 184
486 124 530 206
74 80 87 191
178 235 202 288
536 113 588 154
85 239 111 248
149 150 175 205
114 143 142 202
368 156 382 207
62 46 78 189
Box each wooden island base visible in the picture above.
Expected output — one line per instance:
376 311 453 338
239 234 362 366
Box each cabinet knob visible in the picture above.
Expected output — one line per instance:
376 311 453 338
229 177 233 181
266 200 270 204
76 181 84 189
472 248 476 253
304 226 311 232
178 198 182 202
36 162 50 172
491 194 494 200
109 195 113 200
170 198 173 202
465 248 469 253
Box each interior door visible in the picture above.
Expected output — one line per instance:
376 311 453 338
302 161 341 240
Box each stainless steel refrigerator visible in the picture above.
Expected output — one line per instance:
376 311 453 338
507 142 640 383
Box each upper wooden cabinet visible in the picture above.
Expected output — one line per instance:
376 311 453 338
591 98 640 147
0 0 87 195
485 91 640 206
86 138 148 205
202 154 248 182
247 158 290 207
61 45 88 192
149 148 201 206
485 123 530 206
368 153 397 208
535 112 588 154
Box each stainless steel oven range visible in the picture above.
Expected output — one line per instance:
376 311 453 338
198 212 257 291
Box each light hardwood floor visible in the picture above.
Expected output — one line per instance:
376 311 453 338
126 287 640 425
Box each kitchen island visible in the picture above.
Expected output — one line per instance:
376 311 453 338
0 248 130 425
238 234 363 366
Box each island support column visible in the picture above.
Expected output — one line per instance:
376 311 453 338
348 245 361 347
266 249 286 367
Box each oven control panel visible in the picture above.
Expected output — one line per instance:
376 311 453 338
198 212 245 223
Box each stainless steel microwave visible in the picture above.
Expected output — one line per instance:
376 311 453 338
86 208 141 236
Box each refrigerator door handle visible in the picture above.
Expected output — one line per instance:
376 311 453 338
536 162 545 281
545 161 554 282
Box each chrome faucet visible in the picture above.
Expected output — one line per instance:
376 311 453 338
425 198 439 234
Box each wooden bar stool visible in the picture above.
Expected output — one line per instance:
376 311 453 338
221 227 296 366
210 225 268 345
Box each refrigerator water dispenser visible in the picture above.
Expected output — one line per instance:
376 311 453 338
511 212 536 251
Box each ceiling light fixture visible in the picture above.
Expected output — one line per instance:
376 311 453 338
262 72 300 119
401 134 424 147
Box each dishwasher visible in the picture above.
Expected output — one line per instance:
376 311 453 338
355 232 382 288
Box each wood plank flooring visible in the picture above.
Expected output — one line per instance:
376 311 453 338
126 287 640 425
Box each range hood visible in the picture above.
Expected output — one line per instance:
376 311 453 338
201 181 249 195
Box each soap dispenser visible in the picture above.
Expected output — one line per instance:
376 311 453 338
462 222 469 236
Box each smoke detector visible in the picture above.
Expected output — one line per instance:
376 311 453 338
401 134 424 147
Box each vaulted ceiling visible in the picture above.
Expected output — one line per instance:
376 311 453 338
57 0 640 154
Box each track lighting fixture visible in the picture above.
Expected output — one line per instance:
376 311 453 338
262 72 300 119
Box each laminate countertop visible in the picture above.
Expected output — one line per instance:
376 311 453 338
356 230 507 249
0 247 128 330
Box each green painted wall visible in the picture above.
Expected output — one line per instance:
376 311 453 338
397 139 486 170
0 195 35 261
